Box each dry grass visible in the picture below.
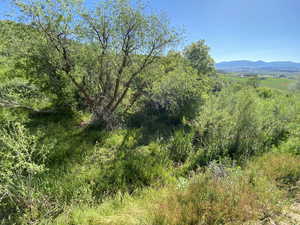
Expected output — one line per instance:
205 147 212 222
247 153 300 187
152 169 284 225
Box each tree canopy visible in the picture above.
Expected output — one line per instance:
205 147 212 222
183 40 215 76
14 0 179 126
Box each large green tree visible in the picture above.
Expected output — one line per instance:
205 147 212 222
183 40 215 76
14 0 178 126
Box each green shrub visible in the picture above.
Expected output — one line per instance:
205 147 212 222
274 136 300 155
256 86 280 98
92 142 173 198
274 113 300 155
0 121 49 223
166 129 194 164
248 152 300 187
189 87 296 166
134 63 209 126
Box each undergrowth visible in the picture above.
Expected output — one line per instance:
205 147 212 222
45 152 300 225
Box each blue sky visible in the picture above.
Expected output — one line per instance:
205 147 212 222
148 0 300 62
1 0 300 62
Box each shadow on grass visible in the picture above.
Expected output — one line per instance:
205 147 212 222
27 111 108 168
26 110 190 170
125 111 190 146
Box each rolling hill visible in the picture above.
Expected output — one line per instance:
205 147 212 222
216 60 300 74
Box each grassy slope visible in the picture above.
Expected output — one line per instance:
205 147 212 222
1 67 299 224
45 152 300 225
220 74 297 91
260 78 296 91
23 105 298 225
23 87 300 225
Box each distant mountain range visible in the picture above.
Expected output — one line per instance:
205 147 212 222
216 60 300 74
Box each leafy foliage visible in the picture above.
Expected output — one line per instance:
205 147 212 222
132 52 210 126
0 121 49 223
183 40 216 76
189 86 296 166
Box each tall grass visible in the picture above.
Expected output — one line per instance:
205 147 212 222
45 152 300 225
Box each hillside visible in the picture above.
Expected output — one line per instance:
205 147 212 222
216 60 300 75
1 1 300 225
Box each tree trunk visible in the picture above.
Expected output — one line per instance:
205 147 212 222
88 109 118 130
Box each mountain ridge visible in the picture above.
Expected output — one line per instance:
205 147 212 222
216 60 300 73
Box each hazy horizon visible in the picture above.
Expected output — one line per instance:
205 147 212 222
215 59 300 63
